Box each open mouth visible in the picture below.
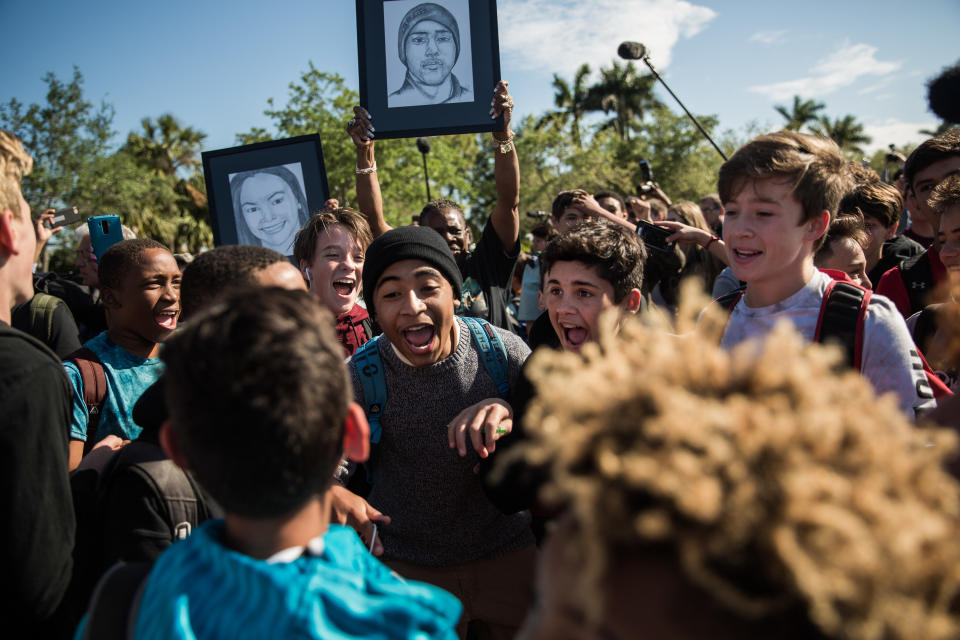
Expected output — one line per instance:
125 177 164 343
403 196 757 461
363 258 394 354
155 309 179 330
560 322 589 349
332 278 356 297
732 248 762 262
401 323 436 354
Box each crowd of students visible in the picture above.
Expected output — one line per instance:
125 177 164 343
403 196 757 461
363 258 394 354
1 78 959 640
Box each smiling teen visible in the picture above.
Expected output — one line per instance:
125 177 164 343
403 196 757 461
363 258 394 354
717 131 937 418
65 239 181 470
293 208 374 356
331 225 535 640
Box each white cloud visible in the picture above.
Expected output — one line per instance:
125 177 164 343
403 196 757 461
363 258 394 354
858 77 894 95
498 0 716 76
749 43 902 101
748 29 787 45
862 118 938 154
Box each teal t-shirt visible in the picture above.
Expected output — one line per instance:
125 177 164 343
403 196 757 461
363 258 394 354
64 331 162 443
122 521 461 640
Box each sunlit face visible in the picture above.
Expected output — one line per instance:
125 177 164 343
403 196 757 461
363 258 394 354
937 207 960 286
817 237 871 289
239 173 300 254
421 208 468 264
555 207 592 235
543 260 635 352
301 224 364 317
862 214 896 273
103 248 181 344
404 19 457 86
373 259 456 367
723 177 827 306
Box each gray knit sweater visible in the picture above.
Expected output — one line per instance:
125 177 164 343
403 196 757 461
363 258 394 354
349 317 534 566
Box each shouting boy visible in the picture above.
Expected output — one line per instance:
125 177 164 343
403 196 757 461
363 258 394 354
293 208 374 355
65 238 181 470
333 225 535 639
717 131 935 417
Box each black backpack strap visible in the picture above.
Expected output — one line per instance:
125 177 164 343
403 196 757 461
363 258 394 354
714 287 746 313
900 251 934 316
66 347 107 450
81 561 152 640
117 442 204 540
814 280 870 371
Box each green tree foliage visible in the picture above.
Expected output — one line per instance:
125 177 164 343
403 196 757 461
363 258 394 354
0 66 113 210
589 60 661 141
237 63 488 230
0 68 212 266
536 64 595 148
774 95 825 132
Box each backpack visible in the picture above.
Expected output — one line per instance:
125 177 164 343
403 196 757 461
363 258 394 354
69 440 213 632
79 561 152 640
65 347 109 455
715 278 951 400
352 316 510 448
899 251 936 317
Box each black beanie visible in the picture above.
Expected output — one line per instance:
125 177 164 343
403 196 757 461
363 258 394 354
362 226 463 316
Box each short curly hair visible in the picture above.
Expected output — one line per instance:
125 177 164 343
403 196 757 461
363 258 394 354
504 287 960 639
929 174 960 215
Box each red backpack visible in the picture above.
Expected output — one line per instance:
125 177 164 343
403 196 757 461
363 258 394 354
715 275 951 401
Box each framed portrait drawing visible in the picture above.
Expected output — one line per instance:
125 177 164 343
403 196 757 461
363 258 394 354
356 0 503 139
201 135 330 258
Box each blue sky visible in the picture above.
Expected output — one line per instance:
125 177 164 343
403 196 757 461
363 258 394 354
4 0 958 156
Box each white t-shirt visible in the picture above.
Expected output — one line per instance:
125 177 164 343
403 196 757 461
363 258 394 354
721 270 936 417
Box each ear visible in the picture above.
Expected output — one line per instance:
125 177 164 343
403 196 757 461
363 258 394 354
159 420 190 470
0 208 16 255
537 289 544 311
342 402 370 463
886 220 899 240
807 210 830 243
100 286 121 309
619 288 642 315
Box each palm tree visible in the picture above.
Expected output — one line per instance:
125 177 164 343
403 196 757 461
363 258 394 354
811 115 872 154
774 95 826 132
588 61 660 141
536 64 593 147
123 113 206 177
919 121 955 138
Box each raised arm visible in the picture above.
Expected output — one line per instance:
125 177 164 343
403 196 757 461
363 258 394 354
347 106 392 238
490 81 520 251
570 190 637 234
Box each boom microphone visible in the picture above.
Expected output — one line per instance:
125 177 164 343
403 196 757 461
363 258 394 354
416 137 431 154
927 62 960 124
617 40 727 160
617 41 647 61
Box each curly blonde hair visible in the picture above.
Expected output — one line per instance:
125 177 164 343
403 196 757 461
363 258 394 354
0 130 33 219
504 284 960 639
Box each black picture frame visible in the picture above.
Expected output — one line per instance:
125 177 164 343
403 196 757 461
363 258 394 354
201 135 330 258
356 0 503 139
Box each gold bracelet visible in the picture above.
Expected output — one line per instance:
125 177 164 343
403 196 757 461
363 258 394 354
492 134 515 154
355 161 377 175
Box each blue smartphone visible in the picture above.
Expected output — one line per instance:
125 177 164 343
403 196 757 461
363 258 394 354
87 215 123 259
